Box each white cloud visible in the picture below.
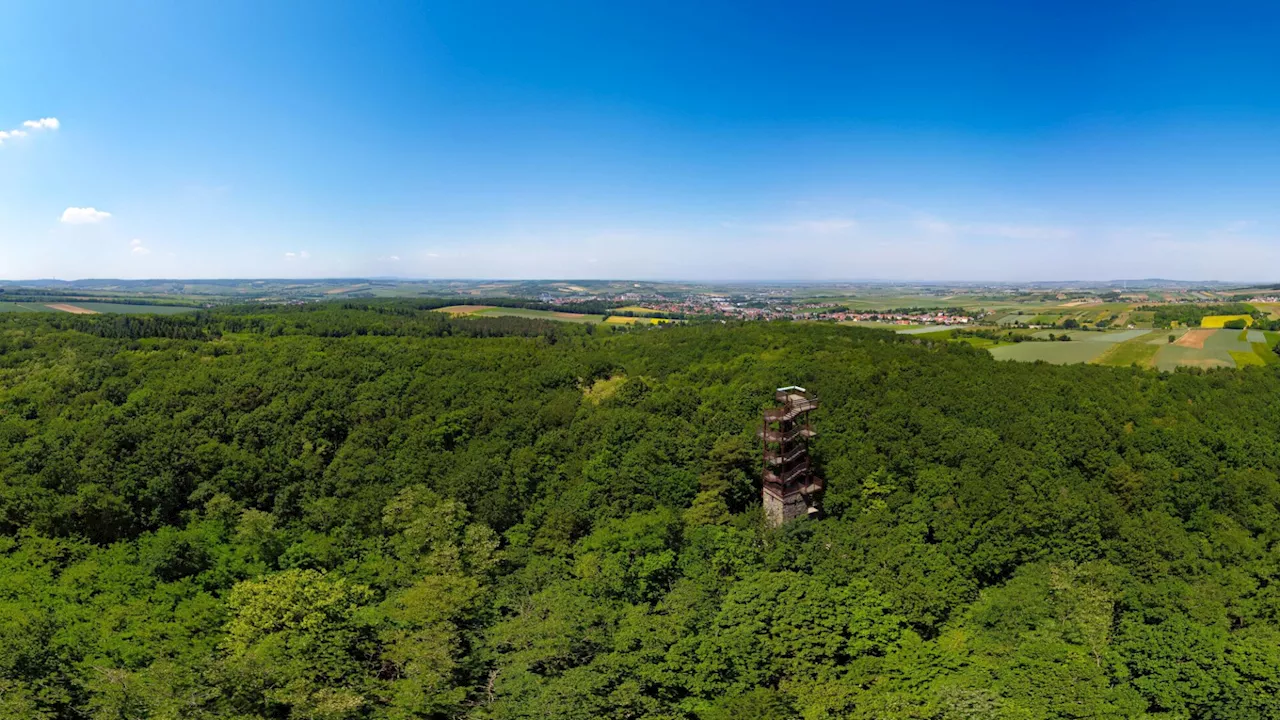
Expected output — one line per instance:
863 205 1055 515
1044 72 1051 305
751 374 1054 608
130 239 150 255
284 250 311 260
426 252 439 258
60 207 112 224
388 255 400 262
0 117 58 146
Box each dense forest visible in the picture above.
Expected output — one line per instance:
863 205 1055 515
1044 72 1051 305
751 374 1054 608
2 306 1280 719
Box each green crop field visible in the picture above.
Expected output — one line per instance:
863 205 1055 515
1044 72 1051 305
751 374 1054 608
1153 345 1234 371
1094 331 1159 367
1253 343 1280 365
1231 351 1266 367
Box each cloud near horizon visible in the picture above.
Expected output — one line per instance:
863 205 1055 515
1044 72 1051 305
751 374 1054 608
60 207 112 224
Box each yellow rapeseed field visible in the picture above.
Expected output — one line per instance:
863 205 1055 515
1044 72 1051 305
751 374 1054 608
1200 314 1251 328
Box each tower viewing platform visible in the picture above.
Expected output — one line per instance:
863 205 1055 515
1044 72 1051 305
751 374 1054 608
759 386 822 526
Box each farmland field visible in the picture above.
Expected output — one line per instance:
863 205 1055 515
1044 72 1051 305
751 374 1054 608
1231 351 1266 367
45 303 98 314
613 305 665 315
1174 328 1215 348
1153 345 1234 371
605 315 670 325
988 342 1111 364
1200 314 1252 328
1094 331 1159 367
1154 328 1257 370
0 302 56 312
0 301 196 315
474 307 603 324
1029 329 1149 343
1254 343 1280 365
59 302 197 315
989 327 1278 370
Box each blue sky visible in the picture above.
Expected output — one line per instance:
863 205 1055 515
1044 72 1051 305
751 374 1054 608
2 0 1279 281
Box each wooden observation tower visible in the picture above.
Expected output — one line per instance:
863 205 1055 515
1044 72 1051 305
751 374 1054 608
760 386 822 526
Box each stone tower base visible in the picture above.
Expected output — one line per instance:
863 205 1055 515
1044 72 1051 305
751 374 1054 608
764 488 819 527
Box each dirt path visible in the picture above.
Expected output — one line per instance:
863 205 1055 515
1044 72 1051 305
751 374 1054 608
45 303 98 314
